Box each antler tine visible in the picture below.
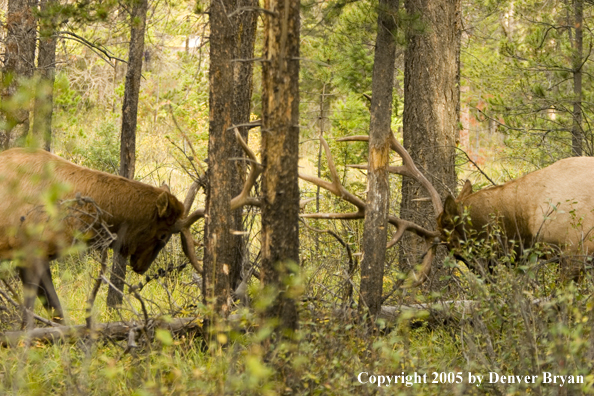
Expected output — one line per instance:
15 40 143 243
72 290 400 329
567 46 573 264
402 242 436 289
231 128 262 210
180 228 203 274
387 216 440 248
183 180 201 217
339 133 443 215
299 136 366 212
388 133 443 214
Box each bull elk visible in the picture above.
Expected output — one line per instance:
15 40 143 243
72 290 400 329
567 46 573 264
300 133 594 286
0 131 259 325
437 157 594 265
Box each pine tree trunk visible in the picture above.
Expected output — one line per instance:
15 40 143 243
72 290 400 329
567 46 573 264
399 0 460 285
107 0 149 308
229 0 258 293
261 0 301 333
572 0 583 156
32 0 57 151
359 0 399 317
1 0 37 148
202 0 238 315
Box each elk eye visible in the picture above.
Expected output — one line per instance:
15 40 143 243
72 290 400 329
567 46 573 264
158 233 168 242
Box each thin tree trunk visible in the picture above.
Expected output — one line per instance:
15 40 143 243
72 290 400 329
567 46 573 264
359 0 399 317
32 0 57 151
1 0 37 149
261 0 301 333
229 0 258 294
203 0 237 315
571 0 583 157
400 0 460 284
107 0 149 308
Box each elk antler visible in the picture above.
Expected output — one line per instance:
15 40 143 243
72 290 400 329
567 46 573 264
299 132 442 288
174 129 262 274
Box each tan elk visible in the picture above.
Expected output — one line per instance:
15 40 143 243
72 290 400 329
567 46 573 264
0 131 259 324
437 157 594 263
300 133 594 285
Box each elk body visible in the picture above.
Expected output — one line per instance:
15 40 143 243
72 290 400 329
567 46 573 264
438 157 594 260
0 148 189 324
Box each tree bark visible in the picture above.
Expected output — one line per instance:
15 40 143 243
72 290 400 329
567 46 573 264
400 0 460 282
261 0 301 333
1 0 37 149
359 0 399 317
107 0 149 308
32 0 58 151
229 0 258 293
202 0 238 315
571 0 583 157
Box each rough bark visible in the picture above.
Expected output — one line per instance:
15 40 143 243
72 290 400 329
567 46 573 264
1 0 37 149
399 0 460 284
571 0 583 157
229 0 258 293
202 0 237 315
359 0 399 317
32 0 58 151
107 0 149 308
261 0 301 333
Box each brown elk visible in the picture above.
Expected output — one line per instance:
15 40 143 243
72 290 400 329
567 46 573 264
0 131 259 325
300 133 594 286
437 157 594 263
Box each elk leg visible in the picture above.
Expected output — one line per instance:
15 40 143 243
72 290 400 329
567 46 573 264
37 264 64 323
18 259 64 326
17 260 44 329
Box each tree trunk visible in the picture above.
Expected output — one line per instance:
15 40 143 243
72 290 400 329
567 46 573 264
202 0 237 315
571 0 583 157
107 0 149 308
359 0 399 317
261 0 301 333
399 0 460 283
32 0 57 151
1 0 37 149
229 0 258 294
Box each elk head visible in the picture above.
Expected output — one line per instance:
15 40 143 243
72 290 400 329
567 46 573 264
436 179 474 252
127 189 185 274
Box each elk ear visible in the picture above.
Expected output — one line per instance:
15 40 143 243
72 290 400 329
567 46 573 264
443 195 460 218
156 191 169 218
160 182 171 193
457 180 473 201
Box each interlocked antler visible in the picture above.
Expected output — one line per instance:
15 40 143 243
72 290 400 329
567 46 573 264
173 129 262 274
299 132 442 287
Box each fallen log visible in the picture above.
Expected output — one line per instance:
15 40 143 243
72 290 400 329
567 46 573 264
0 317 203 347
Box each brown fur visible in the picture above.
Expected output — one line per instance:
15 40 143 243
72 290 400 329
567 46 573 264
438 157 594 255
0 148 185 322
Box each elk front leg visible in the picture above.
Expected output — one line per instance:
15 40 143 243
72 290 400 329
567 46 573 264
18 258 64 327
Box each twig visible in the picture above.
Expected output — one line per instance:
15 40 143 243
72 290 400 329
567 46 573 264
455 147 497 186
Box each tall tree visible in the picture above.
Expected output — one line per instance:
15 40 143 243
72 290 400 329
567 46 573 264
359 0 399 317
32 0 58 151
1 0 37 149
571 0 583 156
229 0 258 294
107 0 149 307
399 0 460 276
202 0 238 315
261 0 301 333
